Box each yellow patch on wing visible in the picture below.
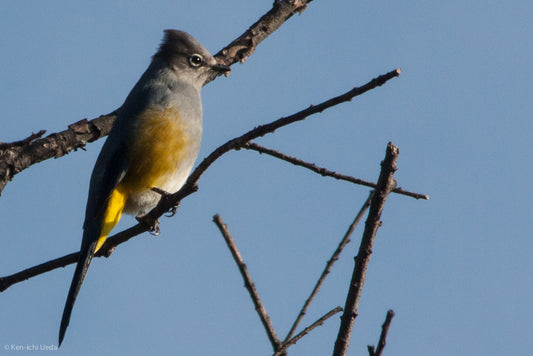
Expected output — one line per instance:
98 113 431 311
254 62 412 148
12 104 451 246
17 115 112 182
95 106 188 250
95 185 127 252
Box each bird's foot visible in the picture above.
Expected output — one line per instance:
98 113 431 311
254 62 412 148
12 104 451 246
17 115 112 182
166 202 180 217
136 214 160 236
151 187 180 217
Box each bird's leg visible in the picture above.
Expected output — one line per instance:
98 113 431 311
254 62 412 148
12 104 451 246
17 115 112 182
136 212 160 236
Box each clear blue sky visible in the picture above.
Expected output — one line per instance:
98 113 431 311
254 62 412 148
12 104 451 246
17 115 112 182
1 1 532 355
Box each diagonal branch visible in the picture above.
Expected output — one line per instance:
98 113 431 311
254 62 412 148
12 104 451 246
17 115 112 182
332 142 399 356
243 142 428 200
273 306 343 356
0 70 400 292
213 214 282 353
207 0 314 82
284 192 373 342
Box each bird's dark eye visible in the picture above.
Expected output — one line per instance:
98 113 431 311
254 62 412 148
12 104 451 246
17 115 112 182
188 54 203 67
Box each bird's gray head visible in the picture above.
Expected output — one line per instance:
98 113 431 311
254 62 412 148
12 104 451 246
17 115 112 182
153 29 230 88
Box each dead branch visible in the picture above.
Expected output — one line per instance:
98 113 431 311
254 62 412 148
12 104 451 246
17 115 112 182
332 142 399 356
207 0 314 81
213 214 282 352
274 306 343 356
243 142 428 200
0 130 46 148
0 114 116 195
368 310 395 356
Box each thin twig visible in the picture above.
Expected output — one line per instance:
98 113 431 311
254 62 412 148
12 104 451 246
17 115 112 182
0 71 401 292
213 214 282 353
0 130 46 149
244 142 428 200
368 310 395 356
273 306 343 356
284 192 373 342
332 142 399 356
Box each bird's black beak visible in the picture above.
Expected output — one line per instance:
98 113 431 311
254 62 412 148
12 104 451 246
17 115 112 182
211 63 231 72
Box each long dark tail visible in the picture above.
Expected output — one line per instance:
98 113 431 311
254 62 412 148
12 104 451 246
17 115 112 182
58 235 98 347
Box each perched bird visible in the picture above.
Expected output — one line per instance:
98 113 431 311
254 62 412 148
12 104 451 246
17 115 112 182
58 30 230 346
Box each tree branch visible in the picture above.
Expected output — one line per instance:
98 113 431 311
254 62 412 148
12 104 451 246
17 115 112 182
243 142 428 200
0 130 46 149
273 306 343 356
213 214 282 352
0 71 400 292
207 0 314 80
332 142 399 356
0 114 116 195
368 309 395 356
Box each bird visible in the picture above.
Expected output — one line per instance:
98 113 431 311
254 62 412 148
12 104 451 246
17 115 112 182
58 29 230 346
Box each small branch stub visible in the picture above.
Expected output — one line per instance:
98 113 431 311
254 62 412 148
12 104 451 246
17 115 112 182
368 309 395 356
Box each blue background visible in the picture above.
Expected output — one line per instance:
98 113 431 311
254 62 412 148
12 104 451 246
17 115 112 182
1 1 532 355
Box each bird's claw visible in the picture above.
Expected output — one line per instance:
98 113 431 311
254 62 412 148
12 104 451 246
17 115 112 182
136 215 160 236
152 187 179 217
149 220 161 236
165 202 180 217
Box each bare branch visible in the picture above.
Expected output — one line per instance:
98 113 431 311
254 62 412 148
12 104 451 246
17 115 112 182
0 71 400 292
0 130 46 149
332 142 399 356
368 310 395 356
0 252 78 292
284 192 373 342
213 214 282 352
244 142 428 200
0 114 116 195
273 306 343 356
0 223 146 292
207 0 314 81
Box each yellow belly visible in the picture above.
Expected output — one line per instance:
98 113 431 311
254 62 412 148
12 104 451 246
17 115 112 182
95 107 189 252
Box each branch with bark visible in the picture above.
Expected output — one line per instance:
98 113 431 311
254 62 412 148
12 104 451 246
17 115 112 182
333 142 399 356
